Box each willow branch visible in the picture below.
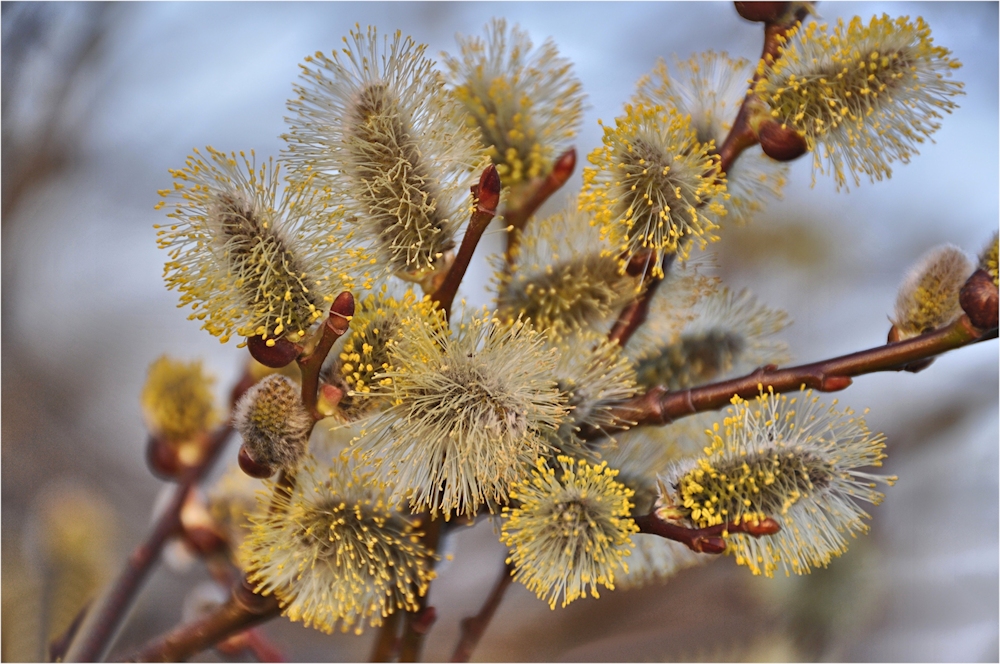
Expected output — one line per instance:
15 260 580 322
634 513 780 554
369 610 403 662
590 315 996 438
399 517 444 663
298 291 355 421
123 580 281 663
715 3 812 171
503 148 577 263
216 627 285 663
432 164 501 320
607 251 675 347
50 600 92 662
449 562 515 663
63 424 235 662
607 6 810 350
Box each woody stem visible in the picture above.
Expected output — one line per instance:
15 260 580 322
449 562 515 663
587 315 996 439
432 165 501 321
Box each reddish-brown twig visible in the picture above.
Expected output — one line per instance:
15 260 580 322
449 562 515 663
587 314 996 439
64 424 235 662
503 149 577 263
607 251 675 347
634 513 780 554
399 517 444 663
297 292 355 421
216 626 286 662
123 579 281 662
432 165 502 320
369 610 404 662
715 3 811 171
606 6 810 351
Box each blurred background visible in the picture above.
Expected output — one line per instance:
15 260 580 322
2 2 996 661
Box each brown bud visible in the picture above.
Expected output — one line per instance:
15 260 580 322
238 445 275 479
734 1 790 23
743 517 781 537
819 375 853 392
247 335 301 369
757 121 808 161
317 383 345 418
960 268 999 331
625 249 657 277
476 164 502 215
411 606 438 634
327 291 356 337
550 148 577 187
147 436 183 480
183 525 227 556
694 536 727 555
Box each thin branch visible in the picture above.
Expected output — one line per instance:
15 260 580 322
715 3 812 172
432 164 501 320
449 562 515 663
607 251 675 347
216 626 286 662
634 513 780 554
588 315 996 439
369 610 403 662
503 148 577 263
122 580 281 663
606 6 810 351
399 517 444 663
63 424 235 662
298 292 355 421
50 600 92 662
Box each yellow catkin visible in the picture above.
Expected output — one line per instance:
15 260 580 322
333 288 444 421
580 103 727 271
140 356 218 442
502 455 638 609
495 210 641 341
359 311 567 518
636 52 787 226
656 388 895 577
244 455 436 635
233 375 312 470
631 286 790 391
756 14 964 189
444 18 585 188
286 26 485 282
892 244 973 339
156 148 369 344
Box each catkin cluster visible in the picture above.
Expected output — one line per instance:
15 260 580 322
152 8 979 634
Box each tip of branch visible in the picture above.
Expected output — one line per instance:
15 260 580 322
327 291 356 336
477 164 501 214
551 148 576 186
